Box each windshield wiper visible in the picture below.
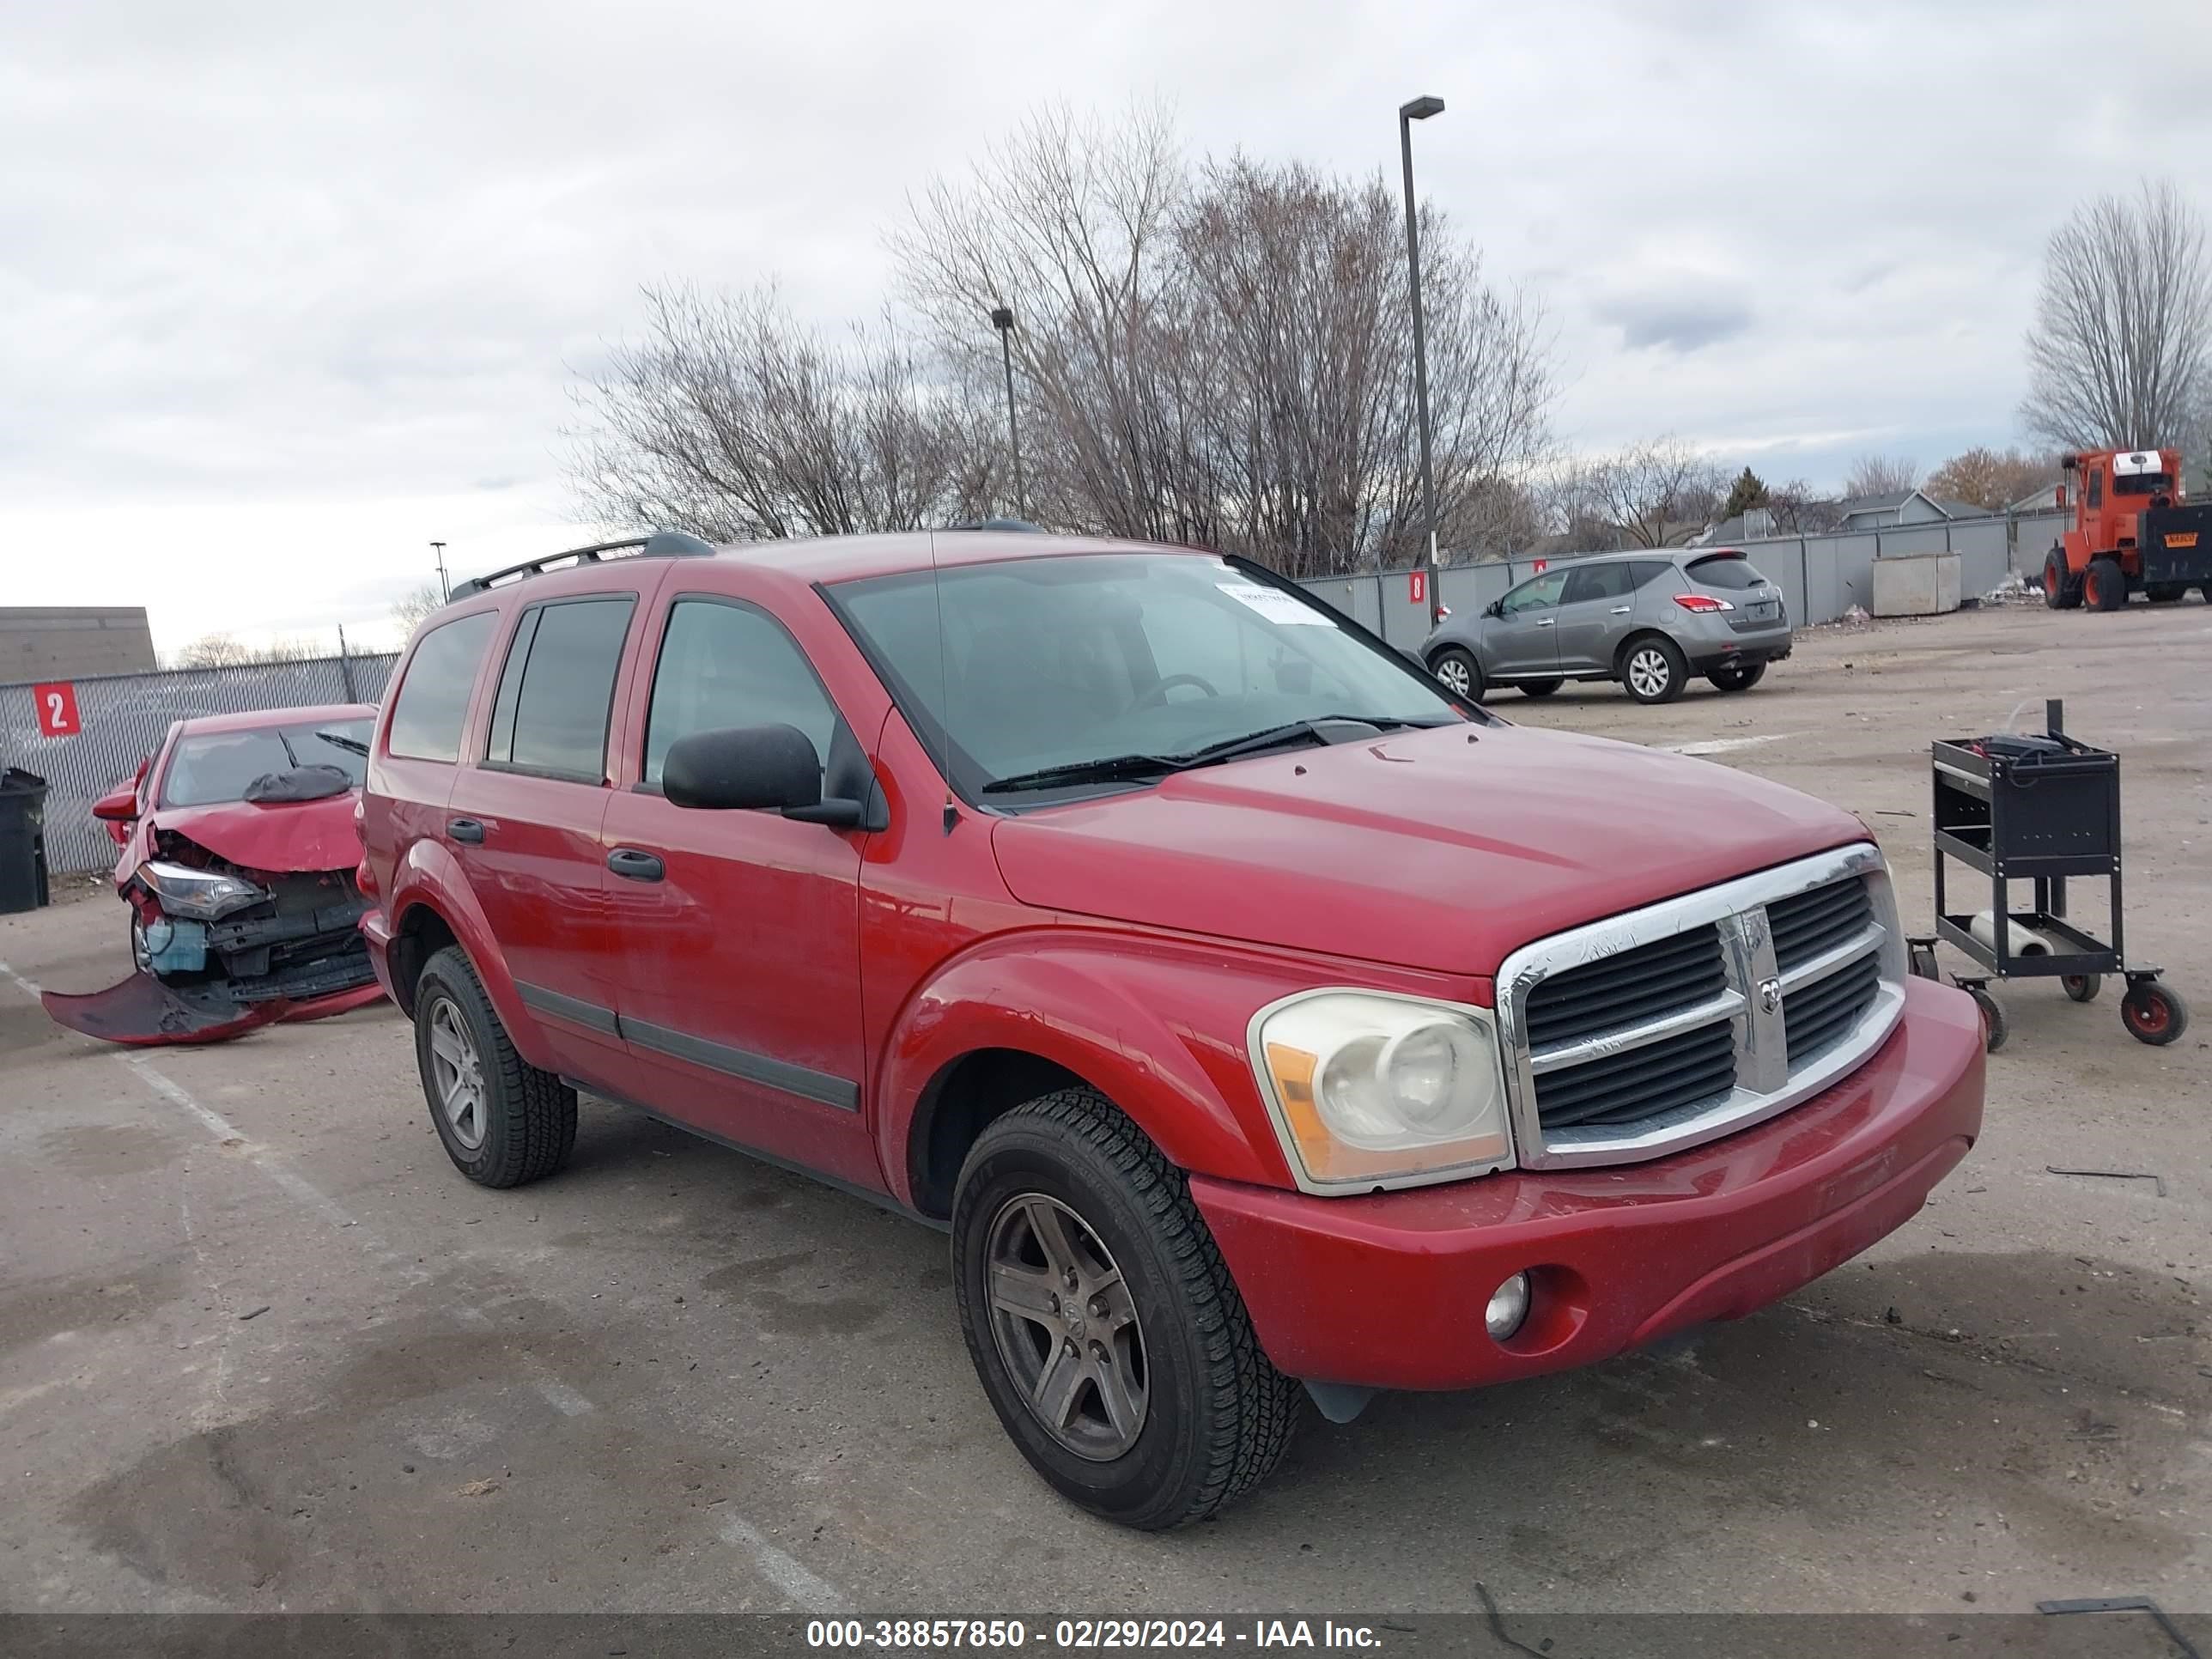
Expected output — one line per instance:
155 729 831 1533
980 715 1448 795
313 729 370 757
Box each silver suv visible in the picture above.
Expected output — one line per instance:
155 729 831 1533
1421 549 1792 705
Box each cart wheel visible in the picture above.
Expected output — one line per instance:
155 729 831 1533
1966 986 2008 1053
2060 973 2101 1003
2120 981 2189 1046
1909 942 1940 982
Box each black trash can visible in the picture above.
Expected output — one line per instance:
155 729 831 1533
0 768 51 915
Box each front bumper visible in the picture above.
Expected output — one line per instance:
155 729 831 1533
1191 975 1983 1390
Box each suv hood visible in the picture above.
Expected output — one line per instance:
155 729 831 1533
988 723 1866 977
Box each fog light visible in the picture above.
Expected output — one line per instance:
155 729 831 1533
1485 1272 1531 1340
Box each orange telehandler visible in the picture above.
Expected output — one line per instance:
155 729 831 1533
2041 447 2212 611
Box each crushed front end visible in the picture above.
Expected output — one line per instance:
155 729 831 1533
42 831 380 1046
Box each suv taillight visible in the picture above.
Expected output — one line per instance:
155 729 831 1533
1673 593 1735 613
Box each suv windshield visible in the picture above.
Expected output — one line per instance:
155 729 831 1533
831 553 1459 799
161 719 374 808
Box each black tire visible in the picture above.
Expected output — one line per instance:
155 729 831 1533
2061 973 2101 1004
414 945 577 1188
2120 981 2189 1046
1909 942 1940 983
1965 986 2008 1054
1516 678 1563 698
1706 662 1766 693
2086 556 2127 611
2145 582 2188 605
1619 635 1687 704
951 1087 1299 1530
1430 646 1485 702
2042 550 2081 610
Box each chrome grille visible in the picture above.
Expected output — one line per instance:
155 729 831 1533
1770 877 1875 970
1525 925 1727 1048
1784 950 1881 1066
1498 845 1906 1170
1535 1019 1736 1129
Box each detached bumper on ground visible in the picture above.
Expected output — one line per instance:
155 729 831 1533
1194 975 1984 1391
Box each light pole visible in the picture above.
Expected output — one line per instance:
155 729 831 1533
990 305 1027 520
430 541 449 603
1398 94 1445 626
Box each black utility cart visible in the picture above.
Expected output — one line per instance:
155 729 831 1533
1908 700 2187 1053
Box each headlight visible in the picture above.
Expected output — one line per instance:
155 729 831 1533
137 860 264 921
1249 990 1515 1194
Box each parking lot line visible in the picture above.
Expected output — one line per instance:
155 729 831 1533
718 1516 848 1613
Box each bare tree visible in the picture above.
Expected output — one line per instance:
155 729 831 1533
1923 446 2060 512
171 634 319 669
1559 436 1727 549
1843 453 1919 499
890 106 1555 576
2023 180 2212 452
392 582 445 636
1761 478 1840 535
572 284 1000 541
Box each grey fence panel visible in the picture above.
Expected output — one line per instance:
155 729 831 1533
1875 525 1953 558
1437 561 1516 622
1952 518 2014 594
1801 536 1855 622
0 653 398 878
2012 508 2070 569
1376 573 1434 653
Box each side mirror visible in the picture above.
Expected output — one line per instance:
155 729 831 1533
663 724 823 812
1483 600 1504 620
2053 484 2066 509
92 783 139 823
661 724 871 827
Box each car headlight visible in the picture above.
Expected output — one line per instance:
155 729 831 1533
1249 990 1515 1194
137 860 264 921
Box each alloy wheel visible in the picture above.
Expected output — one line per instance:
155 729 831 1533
427 996 489 1151
1434 656 1474 696
1627 646 1672 700
984 1193 1149 1462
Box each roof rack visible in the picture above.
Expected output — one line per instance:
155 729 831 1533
449 530 719 599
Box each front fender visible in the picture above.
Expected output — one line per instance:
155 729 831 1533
874 932 1481 1207
386 841 555 1073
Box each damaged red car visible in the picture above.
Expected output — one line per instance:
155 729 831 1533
43 703 386 1045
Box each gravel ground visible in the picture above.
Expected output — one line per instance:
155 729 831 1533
0 595 2205 1621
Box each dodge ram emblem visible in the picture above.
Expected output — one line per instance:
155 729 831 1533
1758 977 1783 1015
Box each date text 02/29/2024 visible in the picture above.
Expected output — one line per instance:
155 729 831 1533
805 1619 1384 1649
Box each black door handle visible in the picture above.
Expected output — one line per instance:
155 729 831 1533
447 817 485 844
607 848 665 882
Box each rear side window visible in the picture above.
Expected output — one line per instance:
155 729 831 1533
643 599 840 786
1686 555 1770 591
486 596 637 782
386 612 495 763
1563 562 1638 604
2087 468 2104 507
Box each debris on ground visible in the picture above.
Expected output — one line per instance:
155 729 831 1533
1982 572 2039 605
2046 1166 2167 1198
236 1304 271 1322
1842 604 1872 626
456 1479 501 1498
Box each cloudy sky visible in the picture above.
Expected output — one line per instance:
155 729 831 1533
5 0 2209 655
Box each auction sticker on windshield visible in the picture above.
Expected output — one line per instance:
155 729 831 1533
1217 581 1331 624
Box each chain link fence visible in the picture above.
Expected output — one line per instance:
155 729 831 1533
0 653 399 878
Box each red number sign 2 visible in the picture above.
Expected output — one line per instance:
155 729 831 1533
33 682 81 738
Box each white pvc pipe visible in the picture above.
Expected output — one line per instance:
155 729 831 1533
1969 911 2050 962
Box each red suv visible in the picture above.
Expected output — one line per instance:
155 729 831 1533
358 529 1985 1529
